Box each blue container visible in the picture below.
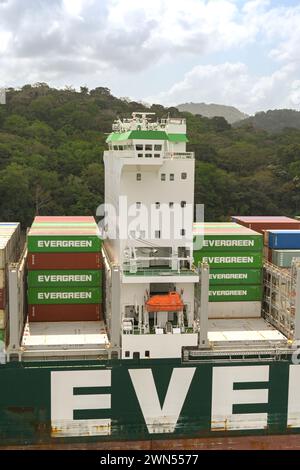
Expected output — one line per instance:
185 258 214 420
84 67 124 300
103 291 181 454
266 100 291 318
268 230 300 249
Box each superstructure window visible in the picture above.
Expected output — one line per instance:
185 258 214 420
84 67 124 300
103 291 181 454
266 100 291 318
119 145 124 150
136 144 143 151
181 172 187 180
180 229 186 236
136 202 141 209
155 202 160 209
113 145 118 150
154 144 162 151
181 201 186 208
136 173 142 181
169 202 174 208
161 173 166 181
170 173 174 181
154 154 160 158
138 153 143 158
125 351 130 358
155 230 161 239
145 153 152 158
145 144 152 151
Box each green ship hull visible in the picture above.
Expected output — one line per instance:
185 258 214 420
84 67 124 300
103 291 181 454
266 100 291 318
0 356 299 446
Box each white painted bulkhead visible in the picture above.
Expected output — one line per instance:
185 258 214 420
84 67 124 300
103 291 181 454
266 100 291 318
122 333 198 359
122 273 199 284
208 301 261 318
119 158 194 259
104 151 195 264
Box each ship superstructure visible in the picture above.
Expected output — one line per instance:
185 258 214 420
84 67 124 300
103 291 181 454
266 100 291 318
103 113 199 358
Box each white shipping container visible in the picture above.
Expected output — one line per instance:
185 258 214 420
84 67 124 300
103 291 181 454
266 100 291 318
208 301 261 319
0 223 19 346
272 249 300 268
0 223 21 269
0 244 7 269
0 270 4 288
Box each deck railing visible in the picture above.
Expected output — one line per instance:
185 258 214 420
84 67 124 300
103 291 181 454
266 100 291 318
106 150 194 159
164 152 194 159
123 267 198 276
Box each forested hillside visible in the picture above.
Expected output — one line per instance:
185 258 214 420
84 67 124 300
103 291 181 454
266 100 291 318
177 102 248 124
0 83 300 227
235 109 300 133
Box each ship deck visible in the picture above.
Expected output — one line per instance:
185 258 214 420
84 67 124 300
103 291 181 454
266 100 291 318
19 316 289 361
207 317 286 343
184 316 290 363
20 321 109 360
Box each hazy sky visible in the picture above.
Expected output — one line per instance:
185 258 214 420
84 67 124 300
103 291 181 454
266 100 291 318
0 0 300 114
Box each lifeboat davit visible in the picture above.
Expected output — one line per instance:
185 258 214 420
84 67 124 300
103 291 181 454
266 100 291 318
145 292 184 312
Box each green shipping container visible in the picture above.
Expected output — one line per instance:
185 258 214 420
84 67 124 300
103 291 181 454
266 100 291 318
27 287 101 304
209 268 262 285
194 251 263 268
0 329 4 343
27 270 102 287
27 235 102 253
197 234 263 251
209 285 262 302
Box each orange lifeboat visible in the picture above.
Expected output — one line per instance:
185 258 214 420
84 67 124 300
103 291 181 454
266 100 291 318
145 292 184 312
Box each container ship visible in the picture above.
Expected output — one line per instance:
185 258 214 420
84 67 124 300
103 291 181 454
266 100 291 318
1 113 300 450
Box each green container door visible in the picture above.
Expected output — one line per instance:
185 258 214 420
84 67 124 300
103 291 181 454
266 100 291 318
28 287 102 304
209 268 262 285
27 235 101 253
194 251 263 268
28 270 102 287
209 285 262 302
195 234 263 251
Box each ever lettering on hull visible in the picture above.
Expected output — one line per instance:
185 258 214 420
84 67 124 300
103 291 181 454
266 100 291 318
50 364 300 438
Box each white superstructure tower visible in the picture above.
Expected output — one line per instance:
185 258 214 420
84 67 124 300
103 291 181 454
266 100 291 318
103 113 199 359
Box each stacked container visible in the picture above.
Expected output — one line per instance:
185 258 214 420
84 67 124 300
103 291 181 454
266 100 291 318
264 230 300 268
193 223 263 318
232 216 300 262
232 216 300 234
0 223 21 346
27 216 103 322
